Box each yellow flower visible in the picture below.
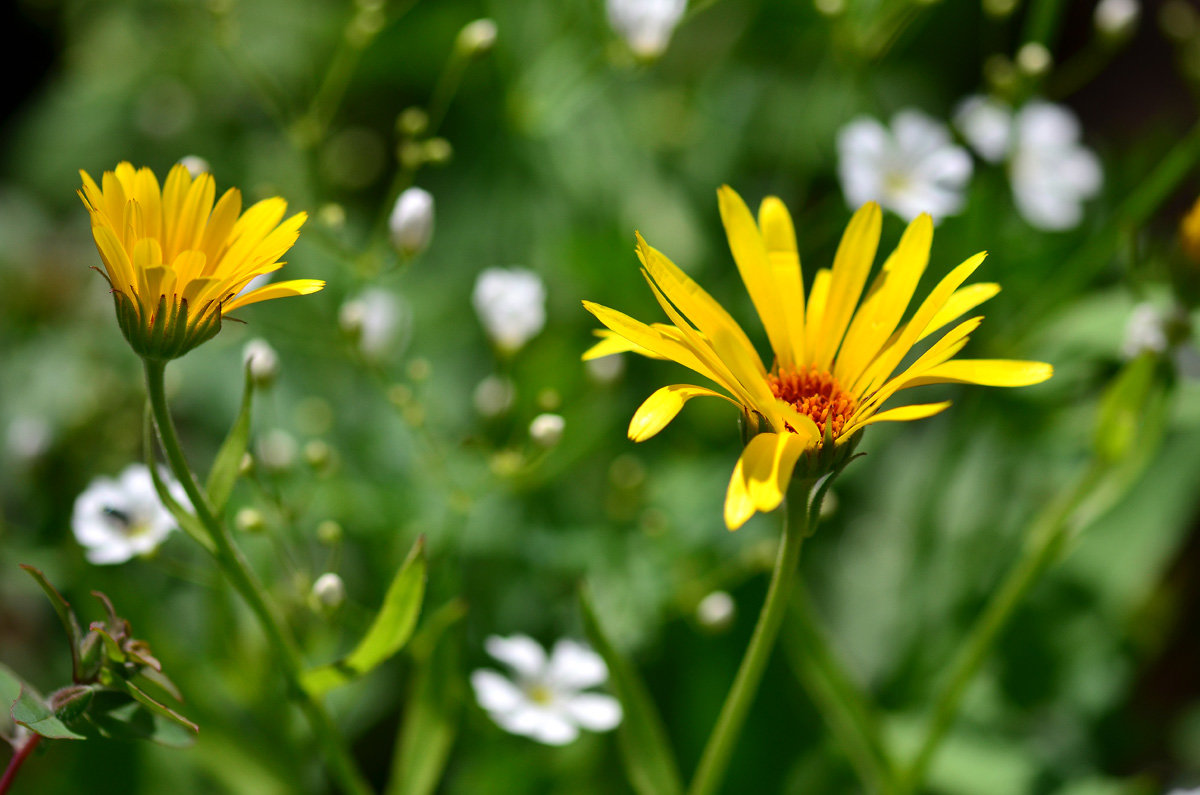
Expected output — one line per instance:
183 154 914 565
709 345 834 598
583 187 1052 530
80 162 324 360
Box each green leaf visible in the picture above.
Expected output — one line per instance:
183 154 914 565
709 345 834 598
303 537 427 695
12 685 86 740
579 585 683 795
386 601 466 795
144 407 214 553
1 663 28 741
20 565 83 681
1094 353 1159 465
122 680 198 736
205 364 255 514
84 691 196 748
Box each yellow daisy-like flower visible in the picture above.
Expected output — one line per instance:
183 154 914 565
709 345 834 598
583 186 1053 530
80 162 324 360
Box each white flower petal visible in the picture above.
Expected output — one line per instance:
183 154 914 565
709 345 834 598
1016 101 1081 149
563 693 623 731
471 669 526 713
892 109 951 158
547 640 608 691
954 95 1013 163
472 268 547 352
485 634 547 678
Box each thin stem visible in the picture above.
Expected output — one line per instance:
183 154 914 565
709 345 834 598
687 488 811 795
785 587 898 795
0 733 42 795
143 359 374 795
899 465 1104 793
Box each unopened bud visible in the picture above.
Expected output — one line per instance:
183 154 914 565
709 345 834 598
696 591 735 632
397 107 429 137
243 338 279 386
305 439 332 470
258 430 297 471
457 18 497 55
311 572 346 611
473 375 515 417
423 138 453 165
529 413 565 447
389 187 434 257
316 520 343 545
239 452 255 476
236 507 266 534
179 155 210 177
1016 42 1052 77
1094 0 1139 38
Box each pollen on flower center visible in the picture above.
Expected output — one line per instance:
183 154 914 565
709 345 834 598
526 683 555 705
767 366 858 438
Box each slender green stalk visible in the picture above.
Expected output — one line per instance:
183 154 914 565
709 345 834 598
898 465 1104 793
143 360 374 795
785 588 898 795
687 488 811 795
0 732 41 795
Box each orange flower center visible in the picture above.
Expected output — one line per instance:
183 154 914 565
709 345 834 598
768 366 858 438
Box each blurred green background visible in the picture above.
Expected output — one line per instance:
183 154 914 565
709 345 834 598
3 0 1200 792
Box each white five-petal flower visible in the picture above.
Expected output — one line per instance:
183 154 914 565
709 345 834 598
471 635 622 745
472 268 546 353
837 109 973 223
71 464 189 565
955 95 1102 231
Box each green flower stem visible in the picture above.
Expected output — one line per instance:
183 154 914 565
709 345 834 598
0 732 41 795
899 464 1105 794
143 360 374 795
687 487 812 795
785 587 898 795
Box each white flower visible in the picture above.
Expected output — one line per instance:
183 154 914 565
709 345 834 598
955 96 1102 231
1010 101 1102 231
837 110 973 222
71 464 188 565
339 288 406 359
5 416 51 462
258 429 298 471
472 268 546 352
1122 302 1169 358
529 413 565 447
607 0 687 59
388 187 434 257
242 338 279 385
696 591 735 630
471 635 622 745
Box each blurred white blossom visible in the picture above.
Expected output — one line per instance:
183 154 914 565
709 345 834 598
471 635 622 745
696 591 735 630
243 338 280 385
474 375 516 417
178 155 210 177
529 413 565 447
955 96 1102 231
1122 302 1169 358
472 268 546 352
1095 0 1140 36
837 110 973 222
457 18 497 55
607 0 687 58
340 288 406 359
258 429 298 471
72 464 188 565
311 573 346 611
5 416 51 462
585 354 625 384
389 187 434 257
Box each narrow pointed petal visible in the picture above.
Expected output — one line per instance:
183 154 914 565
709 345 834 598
628 384 736 442
903 359 1054 387
813 202 882 370
222 279 325 312
917 283 1001 342
759 196 806 365
843 401 952 436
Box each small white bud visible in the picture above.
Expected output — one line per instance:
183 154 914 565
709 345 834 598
457 18 497 55
178 155 210 177
607 0 686 59
473 375 515 418
388 187 434 258
242 338 279 386
311 572 346 611
1094 0 1139 38
235 507 266 534
696 591 735 631
316 520 343 545
258 429 297 471
529 413 565 448
586 354 625 384
1016 42 1053 77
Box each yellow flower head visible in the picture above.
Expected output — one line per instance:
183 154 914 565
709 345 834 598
79 162 324 360
583 186 1053 530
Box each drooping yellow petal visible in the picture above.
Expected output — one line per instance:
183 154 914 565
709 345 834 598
222 279 325 312
759 196 806 366
724 432 806 530
813 202 882 371
842 402 952 436
628 384 737 442
835 213 933 386
902 359 1054 388
717 186 793 367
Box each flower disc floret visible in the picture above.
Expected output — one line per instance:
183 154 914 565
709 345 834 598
80 161 324 360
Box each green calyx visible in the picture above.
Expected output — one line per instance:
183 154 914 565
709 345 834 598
113 290 223 361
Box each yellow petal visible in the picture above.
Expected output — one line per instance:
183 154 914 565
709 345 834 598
835 213 933 386
583 301 734 388
903 359 1054 388
813 202 882 371
918 283 1001 342
804 268 831 349
843 401 952 436
161 163 193 250
856 315 983 417
717 186 792 367
759 196 806 365
91 224 134 294
222 278 325 312
628 384 736 442
724 432 806 530
199 188 243 272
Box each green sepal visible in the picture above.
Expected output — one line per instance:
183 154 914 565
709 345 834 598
205 363 255 515
114 290 222 361
20 565 84 682
50 685 96 724
579 585 683 795
120 679 199 737
303 536 427 695
144 406 215 553
12 685 86 740
386 600 467 795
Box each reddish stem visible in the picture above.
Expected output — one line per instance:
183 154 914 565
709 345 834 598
0 733 42 794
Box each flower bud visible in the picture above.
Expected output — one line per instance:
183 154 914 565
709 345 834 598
389 187 434 258
423 138 453 165
397 107 429 137
607 0 686 59
457 18 497 56
258 429 297 471
304 439 332 470
696 591 735 632
473 375 515 417
178 155 210 177
235 507 266 534
242 338 280 386
1094 0 1139 38
311 572 346 611
316 520 343 545
472 267 547 353
1015 42 1052 77
529 413 565 447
